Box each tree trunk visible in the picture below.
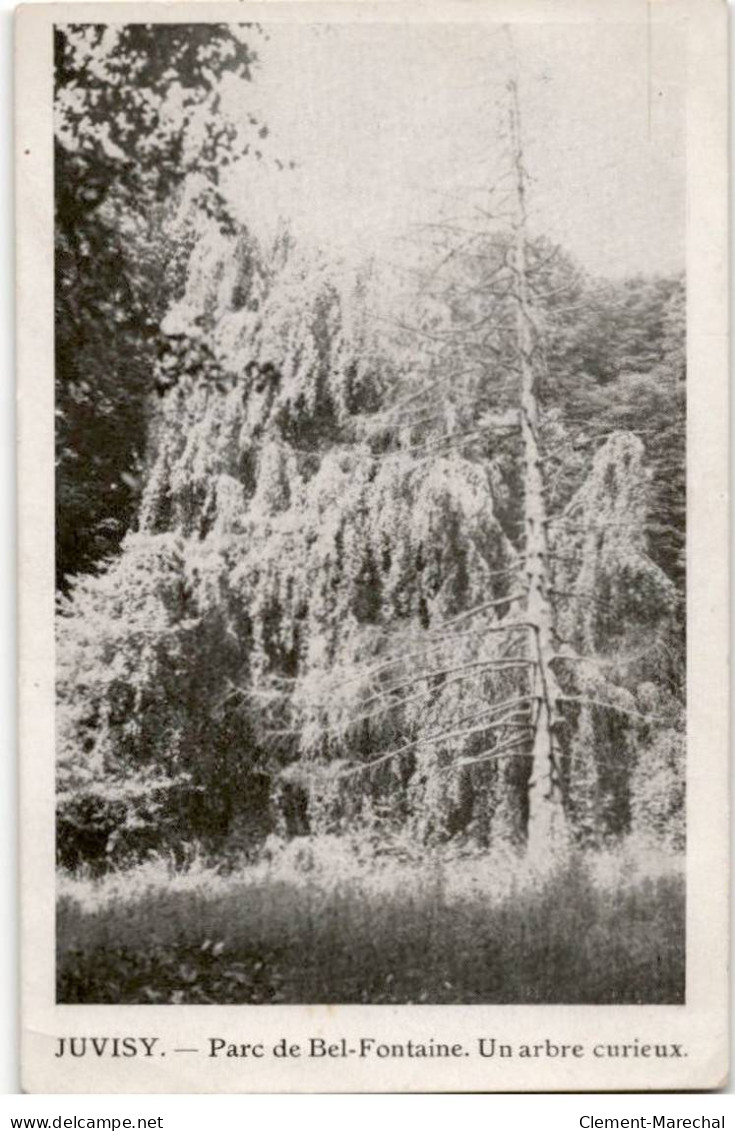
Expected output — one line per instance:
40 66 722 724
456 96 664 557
506 76 566 856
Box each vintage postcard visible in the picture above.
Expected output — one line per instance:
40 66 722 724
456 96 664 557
17 0 728 1093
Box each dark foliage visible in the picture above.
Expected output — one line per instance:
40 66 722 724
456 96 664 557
55 24 264 587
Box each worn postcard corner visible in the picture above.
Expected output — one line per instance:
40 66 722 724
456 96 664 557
17 0 729 1094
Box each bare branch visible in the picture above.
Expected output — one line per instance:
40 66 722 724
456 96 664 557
334 615 531 688
453 735 531 770
375 377 445 416
550 588 610 603
549 646 659 671
399 422 519 458
271 691 535 741
546 517 659 531
355 656 534 711
439 591 527 628
339 711 532 780
557 696 670 724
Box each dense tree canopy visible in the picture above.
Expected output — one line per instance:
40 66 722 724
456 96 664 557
54 28 685 870
55 24 266 588
57 212 685 868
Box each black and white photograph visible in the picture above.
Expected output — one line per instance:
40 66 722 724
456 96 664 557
17 0 728 1093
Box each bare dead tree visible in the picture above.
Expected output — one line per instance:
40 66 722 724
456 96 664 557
252 41 677 857
505 72 566 854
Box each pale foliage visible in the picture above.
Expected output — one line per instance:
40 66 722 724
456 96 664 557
57 221 684 864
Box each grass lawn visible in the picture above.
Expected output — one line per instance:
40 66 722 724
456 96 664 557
57 841 685 1005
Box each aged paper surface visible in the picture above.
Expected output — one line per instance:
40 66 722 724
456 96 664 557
17 0 728 1093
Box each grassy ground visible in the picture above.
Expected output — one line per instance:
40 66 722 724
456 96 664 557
57 841 685 1005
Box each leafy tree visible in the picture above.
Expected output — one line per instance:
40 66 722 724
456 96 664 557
57 200 684 867
56 69 686 867
55 24 265 588
57 233 396 863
